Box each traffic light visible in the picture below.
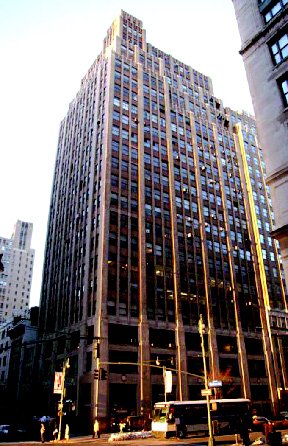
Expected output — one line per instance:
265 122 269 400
94 368 99 380
0 254 4 272
96 342 100 359
100 368 107 380
57 402 63 417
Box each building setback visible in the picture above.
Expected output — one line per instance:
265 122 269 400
39 11 288 427
232 0 288 289
0 220 34 323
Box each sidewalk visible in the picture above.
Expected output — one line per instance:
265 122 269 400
54 432 270 445
68 430 288 445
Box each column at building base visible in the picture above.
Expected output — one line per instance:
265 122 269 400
138 320 151 417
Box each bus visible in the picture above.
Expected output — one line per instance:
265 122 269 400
152 398 251 439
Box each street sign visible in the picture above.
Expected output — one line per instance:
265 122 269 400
53 372 63 394
201 389 212 396
208 380 223 388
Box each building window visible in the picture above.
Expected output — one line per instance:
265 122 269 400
270 33 288 65
278 74 288 106
263 0 288 23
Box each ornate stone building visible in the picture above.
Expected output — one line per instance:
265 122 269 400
232 0 288 289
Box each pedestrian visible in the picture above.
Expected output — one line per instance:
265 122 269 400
239 416 250 446
92 418 100 439
119 421 126 433
40 423 45 443
53 425 58 442
264 420 273 444
65 424 69 441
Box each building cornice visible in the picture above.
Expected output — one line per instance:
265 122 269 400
270 223 288 240
266 163 288 185
239 8 288 55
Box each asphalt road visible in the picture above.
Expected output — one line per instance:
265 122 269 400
1 430 287 446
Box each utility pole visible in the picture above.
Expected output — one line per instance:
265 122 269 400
198 315 214 446
155 357 173 403
58 358 70 441
163 365 167 402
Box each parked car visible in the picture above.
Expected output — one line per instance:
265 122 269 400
13 424 30 441
252 414 288 432
0 424 31 442
252 416 271 432
126 416 149 431
272 415 288 430
0 425 13 442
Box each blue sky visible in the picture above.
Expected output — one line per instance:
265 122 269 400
0 0 253 307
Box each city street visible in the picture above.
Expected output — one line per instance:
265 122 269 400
1 430 287 446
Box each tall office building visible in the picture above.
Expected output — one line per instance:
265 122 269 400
0 220 34 323
39 11 288 424
232 0 288 288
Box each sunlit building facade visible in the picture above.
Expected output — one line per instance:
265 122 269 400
0 220 34 323
39 11 288 425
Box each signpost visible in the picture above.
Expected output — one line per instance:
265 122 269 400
208 380 223 388
201 389 212 397
53 372 63 394
164 369 173 395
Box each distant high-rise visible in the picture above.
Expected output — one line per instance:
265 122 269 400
39 11 288 425
232 0 288 288
0 220 35 322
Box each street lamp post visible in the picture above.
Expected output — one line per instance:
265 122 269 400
198 315 214 446
58 358 70 441
163 366 167 402
155 357 173 403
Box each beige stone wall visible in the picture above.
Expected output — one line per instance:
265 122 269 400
232 0 263 44
232 0 288 288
